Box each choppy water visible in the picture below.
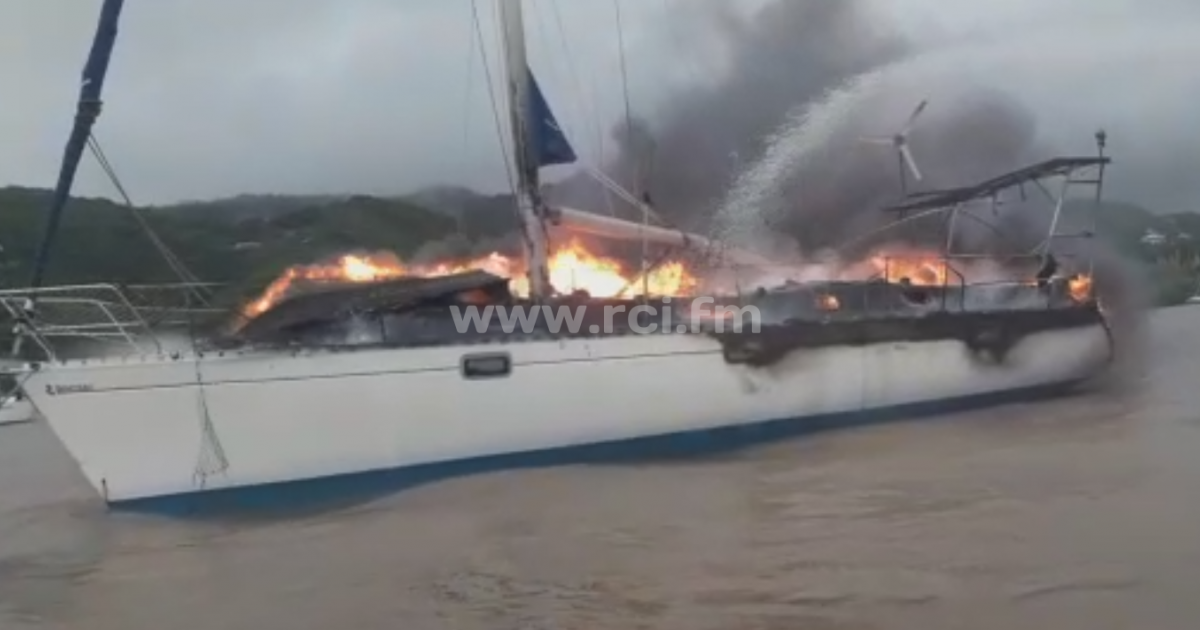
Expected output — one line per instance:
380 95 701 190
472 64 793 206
1 308 1198 629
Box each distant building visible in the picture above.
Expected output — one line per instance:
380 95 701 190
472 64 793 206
1141 229 1167 246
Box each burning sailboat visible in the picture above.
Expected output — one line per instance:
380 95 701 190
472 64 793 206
1 0 1114 512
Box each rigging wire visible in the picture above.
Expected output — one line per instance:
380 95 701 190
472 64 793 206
471 0 519 203
86 133 212 307
544 0 618 218
529 3 581 160
458 0 480 237
611 0 637 195
611 0 650 297
537 0 599 164
461 0 478 173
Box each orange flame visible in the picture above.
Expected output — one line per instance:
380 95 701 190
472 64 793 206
869 252 949 286
816 293 840 311
1067 273 1093 303
244 239 699 317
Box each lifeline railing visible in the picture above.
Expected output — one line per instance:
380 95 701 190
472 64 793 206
0 282 228 361
800 251 1093 317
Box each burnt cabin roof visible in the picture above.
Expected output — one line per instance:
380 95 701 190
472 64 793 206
235 270 510 340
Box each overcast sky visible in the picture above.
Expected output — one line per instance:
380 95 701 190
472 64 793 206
2 0 1198 209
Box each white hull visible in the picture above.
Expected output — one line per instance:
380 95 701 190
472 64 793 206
21 324 1111 507
0 397 35 426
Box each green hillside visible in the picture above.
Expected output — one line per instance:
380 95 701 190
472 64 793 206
0 187 461 303
0 186 1195 307
1060 200 1200 305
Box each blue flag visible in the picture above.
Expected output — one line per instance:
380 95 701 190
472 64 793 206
526 69 577 168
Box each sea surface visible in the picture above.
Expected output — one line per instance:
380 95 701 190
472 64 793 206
1 307 1198 629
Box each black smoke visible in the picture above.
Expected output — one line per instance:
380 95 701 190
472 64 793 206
550 0 1057 251
545 0 1145 368
550 0 909 230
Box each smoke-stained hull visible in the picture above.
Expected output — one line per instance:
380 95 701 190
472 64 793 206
20 307 1111 513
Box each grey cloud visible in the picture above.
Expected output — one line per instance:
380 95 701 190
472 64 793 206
2 0 1199 220
0 0 658 203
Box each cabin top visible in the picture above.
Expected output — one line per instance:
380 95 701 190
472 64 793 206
234 271 511 340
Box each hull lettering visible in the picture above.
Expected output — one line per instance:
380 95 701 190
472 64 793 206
46 383 95 396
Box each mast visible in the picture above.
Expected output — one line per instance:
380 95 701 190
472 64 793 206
29 0 126 289
496 0 577 301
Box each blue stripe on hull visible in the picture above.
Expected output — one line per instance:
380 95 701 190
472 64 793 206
111 379 1087 518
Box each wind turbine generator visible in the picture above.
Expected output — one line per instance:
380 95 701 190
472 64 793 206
862 99 929 196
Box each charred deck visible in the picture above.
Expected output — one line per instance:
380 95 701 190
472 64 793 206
712 303 1104 366
227 269 1107 371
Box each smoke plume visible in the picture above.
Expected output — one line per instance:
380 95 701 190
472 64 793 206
551 0 1056 249
551 0 908 228
546 0 1145 366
